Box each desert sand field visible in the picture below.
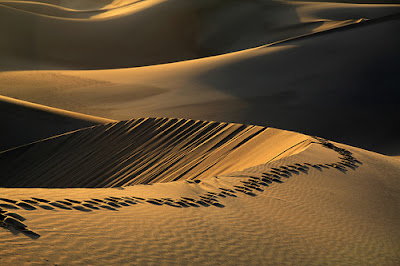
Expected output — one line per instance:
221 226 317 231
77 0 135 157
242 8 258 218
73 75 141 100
1 0 399 265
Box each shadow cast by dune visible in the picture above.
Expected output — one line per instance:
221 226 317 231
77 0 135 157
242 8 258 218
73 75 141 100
0 224 40 240
72 206 92 212
82 203 100 210
0 203 19 210
37 204 55 210
16 202 36 210
228 137 362 200
0 213 40 240
49 202 72 210
0 137 362 240
2 212 26 221
99 205 118 211
211 202 225 208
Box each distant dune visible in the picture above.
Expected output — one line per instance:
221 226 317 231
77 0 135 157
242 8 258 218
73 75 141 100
1 0 399 69
1 13 399 154
1 0 399 265
0 95 114 151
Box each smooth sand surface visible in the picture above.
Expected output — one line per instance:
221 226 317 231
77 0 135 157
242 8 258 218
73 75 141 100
1 0 399 264
0 1 399 154
0 95 115 151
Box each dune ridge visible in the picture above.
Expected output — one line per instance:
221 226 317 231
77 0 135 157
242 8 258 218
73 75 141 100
0 136 362 240
2 0 399 70
1 0 400 264
0 95 114 152
1 10 399 154
0 117 311 188
1 130 399 264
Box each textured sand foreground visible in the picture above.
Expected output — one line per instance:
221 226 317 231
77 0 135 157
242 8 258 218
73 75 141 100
1 0 400 265
0 125 399 264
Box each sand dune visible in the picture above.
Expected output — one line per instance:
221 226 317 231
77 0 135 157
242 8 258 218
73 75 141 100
1 0 399 69
0 128 399 264
0 1 105 19
7 0 116 10
1 12 399 154
0 0 201 69
0 118 310 187
0 95 114 151
1 0 399 264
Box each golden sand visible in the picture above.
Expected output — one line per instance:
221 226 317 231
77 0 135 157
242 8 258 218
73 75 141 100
1 0 399 264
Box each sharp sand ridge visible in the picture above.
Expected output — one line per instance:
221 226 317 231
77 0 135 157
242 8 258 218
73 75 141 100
1 0 400 69
0 117 311 188
0 95 116 152
0 135 367 233
2 137 360 238
1 131 399 264
1 7 399 154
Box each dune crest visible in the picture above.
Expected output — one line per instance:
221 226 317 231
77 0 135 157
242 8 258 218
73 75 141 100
1 0 400 264
0 127 399 264
0 118 310 188
1 0 399 69
0 95 114 152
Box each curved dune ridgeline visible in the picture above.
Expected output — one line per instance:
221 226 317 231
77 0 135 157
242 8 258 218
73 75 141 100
0 122 399 264
0 118 309 188
1 0 400 69
1 2 399 154
0 95 115 151
1 0 400 265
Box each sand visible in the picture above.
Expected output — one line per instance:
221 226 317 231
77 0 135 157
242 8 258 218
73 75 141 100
1 130 399 264
1 0 399 264
1 1 399 154
0 95 115 151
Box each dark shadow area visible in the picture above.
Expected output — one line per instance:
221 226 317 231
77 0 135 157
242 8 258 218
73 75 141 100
37 205 54 210
0 203 19 209
0 213 40 240
16 202 36 210
99 205 118 211
192 17 400 156
0 98 101 152
72 206 92 212
82 203 100 210
49 202 72 210
0 225 41 240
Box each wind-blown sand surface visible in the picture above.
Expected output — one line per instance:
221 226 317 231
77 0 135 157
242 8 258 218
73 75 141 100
1 0 399 154
1 0 399 264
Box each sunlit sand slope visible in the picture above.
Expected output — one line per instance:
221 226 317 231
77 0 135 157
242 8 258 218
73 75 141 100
0 134 399 264
0 117 309 188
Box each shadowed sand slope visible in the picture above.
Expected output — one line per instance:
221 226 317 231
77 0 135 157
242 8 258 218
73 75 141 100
0 95 114 152
1 1 399 154
1 0 399 69
0 117 310 188
0 0 202 69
